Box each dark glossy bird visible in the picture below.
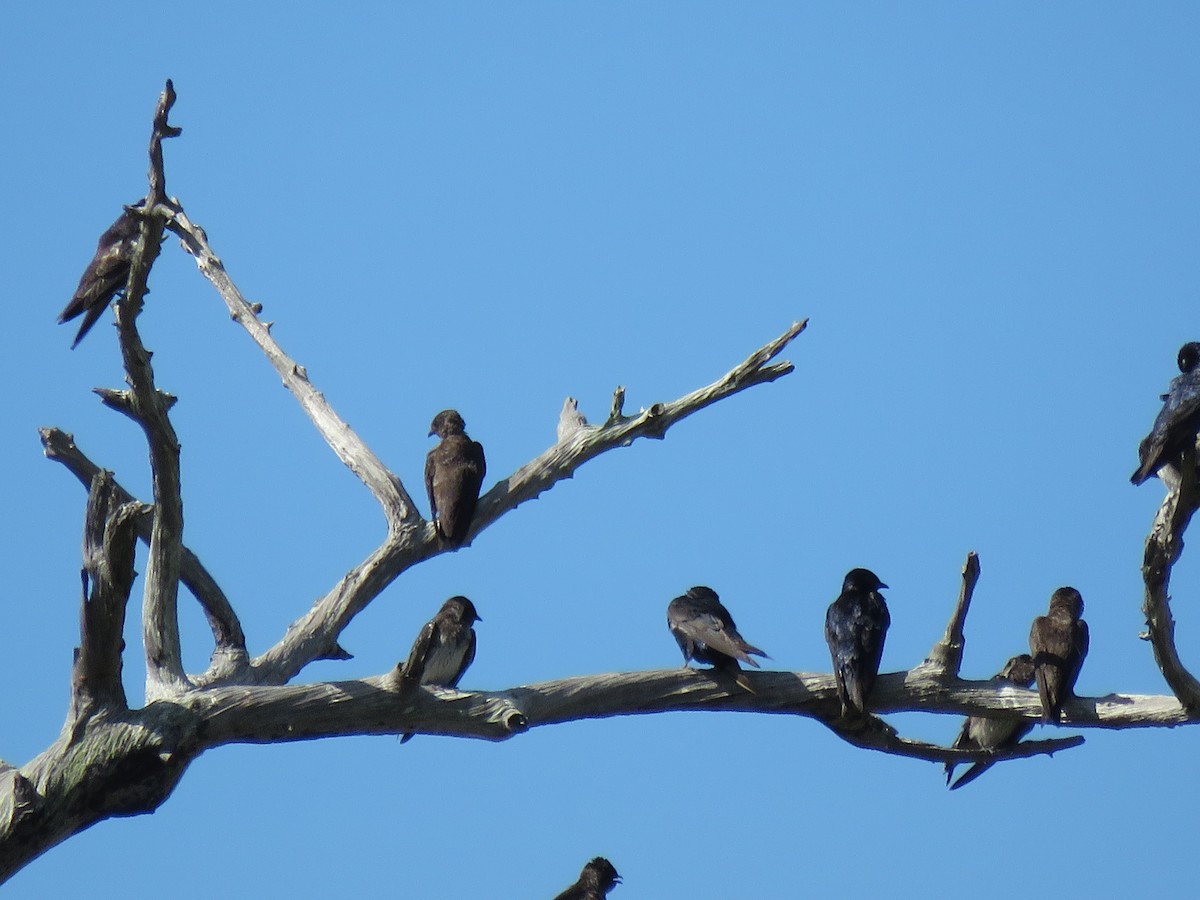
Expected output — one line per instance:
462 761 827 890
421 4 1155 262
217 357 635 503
553 857 621 900
58 205 143 349
1028 587 1089 722
1132 342 1200 486
398 595 480 743
425 409 487 547
944 653 1036 791
667 585 768 692
824 568 891 717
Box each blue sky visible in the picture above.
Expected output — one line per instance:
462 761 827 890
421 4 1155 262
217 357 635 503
4 4 1199 897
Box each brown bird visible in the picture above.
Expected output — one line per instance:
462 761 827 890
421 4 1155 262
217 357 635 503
553 857 621 900
1028 587 1089 722
667 585 769 692
58 205 143 348
425 409 487 547
944 653 1036 790
398 595 480 743
1132 342 1200 486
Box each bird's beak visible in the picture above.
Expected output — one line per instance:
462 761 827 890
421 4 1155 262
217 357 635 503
428 429 436 437
474 614 483 623
878 582 890 590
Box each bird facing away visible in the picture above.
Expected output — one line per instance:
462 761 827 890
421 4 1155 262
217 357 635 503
1028 587 1089 723
667 586 768 692
824 568 891 717
944 653 1037 791
552 857 622 900
1132 342 1200 486
398 595 480 743
58 205 143 349
425 409 487 547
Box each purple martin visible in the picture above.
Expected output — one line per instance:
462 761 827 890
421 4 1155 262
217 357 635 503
58 205 143 349
667 586 768 692
1132 342 1200 486
398 595 480 743
553 857 621 900
944 653 1036 791
425 409 487 547
824 568 890 717
1028 587 1089 723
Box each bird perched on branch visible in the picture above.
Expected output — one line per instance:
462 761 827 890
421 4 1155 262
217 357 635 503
398 595 480 743
1132 342 1200 487
425 409 487 547
944 653 1036 790
667 585 768 692
58 204 144 349
824 568 891 717
1029 587 1089 723
553 857 621 900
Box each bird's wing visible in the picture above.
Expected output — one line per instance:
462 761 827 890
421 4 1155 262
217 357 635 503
448 629 477 688
401 619 437 683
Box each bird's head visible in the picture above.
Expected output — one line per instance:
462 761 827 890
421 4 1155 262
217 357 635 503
1000 653 1036 687
586 857 621 889
843 567 888 593
1048 586 1084 618
429 409 466 438
1179 342 1200 374
443 595 481 624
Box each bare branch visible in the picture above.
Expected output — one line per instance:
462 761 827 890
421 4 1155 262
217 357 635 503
70 472 143 720
824 714 1083 765
1140 451 1200 710
163 207 418 530
96 87 192 698
39 427 248 680
147 79 180 205
470 319 809 538
242 320 809 685
923 551 980 675
193 665 1195 753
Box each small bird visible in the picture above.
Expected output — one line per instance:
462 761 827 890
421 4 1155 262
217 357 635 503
1132 342 1200 487
553 857 622 900
944 653 1037 790
425 409 487 547
1028 587 1089 722
667 586 768 692
58 205 143 349
824 568 891 717
398 595 480 743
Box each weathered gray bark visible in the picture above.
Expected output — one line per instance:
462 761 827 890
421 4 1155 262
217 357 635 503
4 80 1199 884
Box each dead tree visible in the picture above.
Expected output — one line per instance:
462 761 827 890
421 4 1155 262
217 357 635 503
1 81 1196 882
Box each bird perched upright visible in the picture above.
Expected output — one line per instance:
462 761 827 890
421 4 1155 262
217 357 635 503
553 857 622 900
398 595 480 743
667 585 768 692
1028 587 1089 723
58 204 143 349
824 568 891 717
944 653 1036 791
425 409 487 548
1132 342 1200 487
